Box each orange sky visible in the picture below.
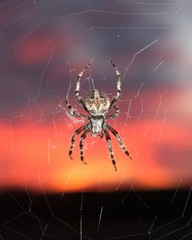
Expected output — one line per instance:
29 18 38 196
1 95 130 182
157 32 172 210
1 7 191 192
0 87 191 193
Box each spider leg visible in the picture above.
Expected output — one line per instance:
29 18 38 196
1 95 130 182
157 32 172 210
103 128 117 171
65 98 89 119
106 106 120 119
110 61 121 108
106 124 132 160
79 128 91 164
69 124 90 159
75 62 91 111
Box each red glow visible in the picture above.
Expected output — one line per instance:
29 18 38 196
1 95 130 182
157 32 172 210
0 88 191 193
16 36 55 65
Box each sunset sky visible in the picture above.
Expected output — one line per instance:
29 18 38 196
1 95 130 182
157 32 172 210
0 0 192 193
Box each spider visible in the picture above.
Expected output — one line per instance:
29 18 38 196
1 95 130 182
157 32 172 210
65 61 132 171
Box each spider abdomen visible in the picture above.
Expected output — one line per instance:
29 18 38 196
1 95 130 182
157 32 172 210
85 90 110 115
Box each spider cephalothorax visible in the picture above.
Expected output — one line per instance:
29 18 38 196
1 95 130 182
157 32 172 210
65 61 132 171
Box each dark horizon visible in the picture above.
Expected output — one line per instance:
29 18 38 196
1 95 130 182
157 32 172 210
1 189 192 240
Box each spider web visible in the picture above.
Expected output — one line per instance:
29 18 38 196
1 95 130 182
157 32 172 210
0 0 192 239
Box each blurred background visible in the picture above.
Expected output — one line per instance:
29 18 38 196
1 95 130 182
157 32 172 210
0 0 192 239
